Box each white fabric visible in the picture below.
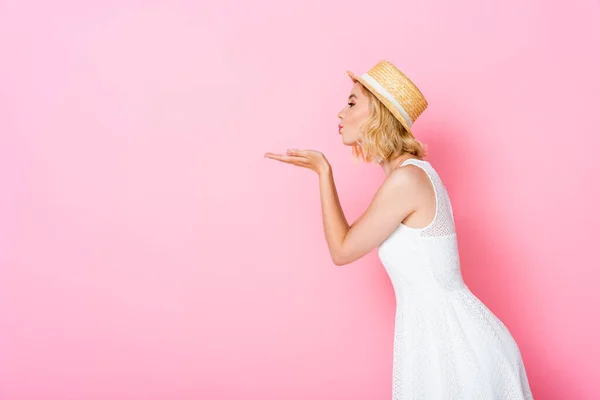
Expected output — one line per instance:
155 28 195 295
378 159 534 399
360 73 413 127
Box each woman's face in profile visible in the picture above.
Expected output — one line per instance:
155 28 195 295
338 82 371 147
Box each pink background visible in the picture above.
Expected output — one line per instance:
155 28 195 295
1 0 599 399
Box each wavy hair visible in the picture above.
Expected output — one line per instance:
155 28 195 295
352 82 427 163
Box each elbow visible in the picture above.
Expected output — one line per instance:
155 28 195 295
332 241 353 266
332 252 349 266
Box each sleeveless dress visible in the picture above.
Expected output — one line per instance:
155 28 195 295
377 159 534 399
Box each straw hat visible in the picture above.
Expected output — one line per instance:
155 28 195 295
346 60 428 138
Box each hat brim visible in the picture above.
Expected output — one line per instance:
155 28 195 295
346 70 414 137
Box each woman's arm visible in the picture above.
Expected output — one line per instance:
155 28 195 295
320 166 423 266
264 148 422 266
317 165 351 265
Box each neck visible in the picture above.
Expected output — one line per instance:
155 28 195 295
379 154 419 177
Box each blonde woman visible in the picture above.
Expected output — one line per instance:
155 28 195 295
264 60 534 399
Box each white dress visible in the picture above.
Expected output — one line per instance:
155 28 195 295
378 159 534 399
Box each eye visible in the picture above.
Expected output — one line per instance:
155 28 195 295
348 102 354 107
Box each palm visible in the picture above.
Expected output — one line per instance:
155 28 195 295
264 149 329 174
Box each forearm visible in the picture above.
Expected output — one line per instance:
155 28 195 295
318 165 350 264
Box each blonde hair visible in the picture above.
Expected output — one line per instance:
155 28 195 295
352 82 427 163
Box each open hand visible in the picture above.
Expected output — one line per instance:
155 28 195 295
264 149 330 175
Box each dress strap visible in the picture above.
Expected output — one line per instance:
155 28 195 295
399 159 455 237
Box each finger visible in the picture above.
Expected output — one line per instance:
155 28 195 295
286 149 309 157
290 149 322 163
265 154 308 164
266 151 307 160
264 152 282 159
264 153 290 160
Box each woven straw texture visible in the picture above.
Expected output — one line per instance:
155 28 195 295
347 60 428 136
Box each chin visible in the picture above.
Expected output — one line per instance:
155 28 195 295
341 136 353 146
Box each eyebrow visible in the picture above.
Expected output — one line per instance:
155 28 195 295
348 94 357 100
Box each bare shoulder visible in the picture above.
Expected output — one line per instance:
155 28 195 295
387 163 430 189
382 163 434 202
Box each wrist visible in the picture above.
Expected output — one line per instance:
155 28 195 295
318 161 331 177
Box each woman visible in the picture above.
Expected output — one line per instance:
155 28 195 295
264 60 534 399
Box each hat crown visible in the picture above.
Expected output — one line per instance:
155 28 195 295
364 60 428 124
